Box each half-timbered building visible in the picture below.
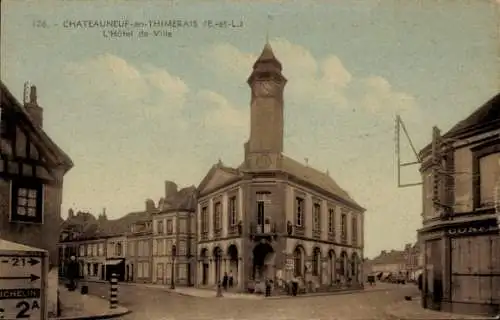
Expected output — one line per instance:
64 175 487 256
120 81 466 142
0 81 73 315
195 43 365 294
418 92 500 316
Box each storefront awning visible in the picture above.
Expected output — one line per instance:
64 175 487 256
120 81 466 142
105 259 123 266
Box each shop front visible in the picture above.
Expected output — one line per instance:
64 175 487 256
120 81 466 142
419 218 500 316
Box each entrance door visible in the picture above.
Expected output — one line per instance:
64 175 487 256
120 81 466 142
157 263 164 284
202 263 209 285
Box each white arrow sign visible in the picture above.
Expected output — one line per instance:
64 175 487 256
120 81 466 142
0 240 47 320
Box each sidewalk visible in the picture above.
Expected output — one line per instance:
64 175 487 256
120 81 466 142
385 297 498 320
54 285 131 320
86 279 407 300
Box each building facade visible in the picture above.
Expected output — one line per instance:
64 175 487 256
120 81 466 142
151 182 197 286
417 93 500 316
59 208 150 282
195 43 365 293
0 81 73 316
105 235 126 281
128 215 153 283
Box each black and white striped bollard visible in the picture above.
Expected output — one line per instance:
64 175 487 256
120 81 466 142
110 273 118 309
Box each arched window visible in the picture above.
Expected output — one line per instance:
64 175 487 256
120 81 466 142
312 248 321 276
293 247 303 277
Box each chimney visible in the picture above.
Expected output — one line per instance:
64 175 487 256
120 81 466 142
68 208 75 218
24 84 43 128
164 181 178 199
145 199 155 212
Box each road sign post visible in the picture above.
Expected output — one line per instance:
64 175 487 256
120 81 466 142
0 239 48 320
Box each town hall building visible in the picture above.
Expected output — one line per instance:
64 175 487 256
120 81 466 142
195 43 366 293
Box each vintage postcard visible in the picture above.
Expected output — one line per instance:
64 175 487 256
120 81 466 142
0 0 499 319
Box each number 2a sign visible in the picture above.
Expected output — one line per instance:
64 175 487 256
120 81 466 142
0 239 48 320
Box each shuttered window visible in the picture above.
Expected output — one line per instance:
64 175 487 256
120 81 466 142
479 153 500 207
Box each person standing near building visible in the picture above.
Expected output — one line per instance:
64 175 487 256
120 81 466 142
228 270 234 289
66 255 80 291
222 272 228 291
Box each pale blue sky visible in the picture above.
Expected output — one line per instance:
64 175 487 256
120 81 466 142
1 0 498 258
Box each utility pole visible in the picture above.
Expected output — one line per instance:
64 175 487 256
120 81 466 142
395 115 422 188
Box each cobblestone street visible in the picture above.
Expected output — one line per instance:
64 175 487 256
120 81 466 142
85 282 419 320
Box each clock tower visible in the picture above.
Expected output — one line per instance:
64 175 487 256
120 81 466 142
245 42 287 170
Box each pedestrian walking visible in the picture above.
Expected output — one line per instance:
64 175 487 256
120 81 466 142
222 272 228 291
228 270 234 289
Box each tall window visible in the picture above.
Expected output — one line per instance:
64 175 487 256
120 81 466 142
294 247 303 277
156 239 164 256
328 208 335 234
214 202 222 231
479 153 500 207
257 201 265 225
341 212 347 241
312 248 321 276
295 197 304 226
157 220 164 234
167 219 173 234
313 203 321 231
201 207 208 233
115 242 123 256
228 196 237 226
352 216 358 245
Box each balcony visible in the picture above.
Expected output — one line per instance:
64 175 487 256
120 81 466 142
313 229 321 239
328 232 335 242
341 234 347 244
250 222 278 241
200 232 208 241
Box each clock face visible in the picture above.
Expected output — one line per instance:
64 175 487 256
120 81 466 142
255 154 272 169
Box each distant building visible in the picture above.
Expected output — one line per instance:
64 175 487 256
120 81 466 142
195 42 365 293
151 182 197 286
58 208 150 282
127 210 153 283
0 81 73 316
417 93 500 316
369 249 407 281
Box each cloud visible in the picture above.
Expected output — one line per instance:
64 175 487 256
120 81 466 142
203 38 417 112
63 54 190 124
195 90 248 132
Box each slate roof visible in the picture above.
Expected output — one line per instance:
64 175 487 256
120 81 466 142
158 186 197 213
232 154 362 210
0 80 73 172
280 155 360 208
62 210 151 239
371 250 406 265
420 92 500 155
444 93 500 138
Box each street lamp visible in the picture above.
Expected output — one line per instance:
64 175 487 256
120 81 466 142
171 245 177 290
